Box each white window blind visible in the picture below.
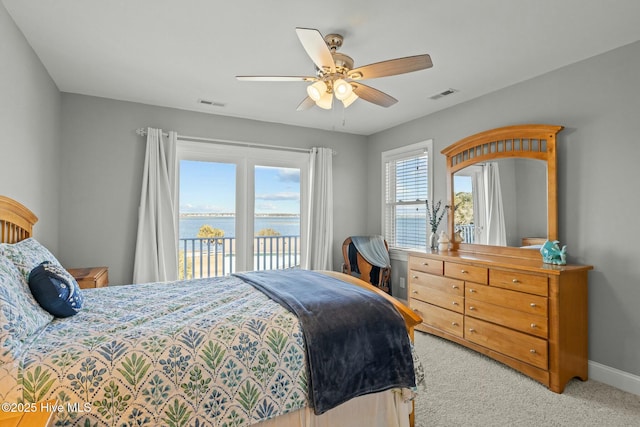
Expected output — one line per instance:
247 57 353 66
383 141 431 250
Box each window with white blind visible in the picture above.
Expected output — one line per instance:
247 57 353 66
382 140 433 250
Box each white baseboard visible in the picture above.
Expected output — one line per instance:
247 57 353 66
589 360 640 396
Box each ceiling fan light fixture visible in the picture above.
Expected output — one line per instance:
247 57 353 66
341 91 359 108
316 90 333 109
237 28 433 111
333 78 353 100
307 81 327 101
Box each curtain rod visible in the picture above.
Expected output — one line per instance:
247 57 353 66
136 128 336 155
136 128 168 137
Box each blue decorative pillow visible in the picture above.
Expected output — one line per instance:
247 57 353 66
28 261 84 318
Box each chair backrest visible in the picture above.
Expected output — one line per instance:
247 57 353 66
341 237 391 294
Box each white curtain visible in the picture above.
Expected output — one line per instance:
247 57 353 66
484 162 507 246
133 128 178 283
472 168 487 244
303 147 333 270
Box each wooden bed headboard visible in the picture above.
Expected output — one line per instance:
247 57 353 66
0 195 38 244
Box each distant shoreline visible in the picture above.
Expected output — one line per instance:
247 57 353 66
180 213 300 218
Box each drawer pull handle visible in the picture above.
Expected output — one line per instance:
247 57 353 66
530 349 537 354
468 289 476 293
530 323 537 328
452 302 458 306
451 322 459 326
422 262 429 266
512 279 519 283
468 306 475 310
411 290 418 294
452 285 459 289
468 328 476 333
412 275 418 279
460 269 468 274
530 303 537 308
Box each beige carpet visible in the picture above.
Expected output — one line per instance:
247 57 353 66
412 332 640 426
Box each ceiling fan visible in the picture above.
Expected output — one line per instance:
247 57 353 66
236 27 433 111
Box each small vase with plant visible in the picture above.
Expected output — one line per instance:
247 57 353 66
426 199 449 251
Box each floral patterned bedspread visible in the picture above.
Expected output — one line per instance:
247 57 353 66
2 276 308 427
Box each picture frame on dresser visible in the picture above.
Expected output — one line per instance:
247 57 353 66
408 124 593 393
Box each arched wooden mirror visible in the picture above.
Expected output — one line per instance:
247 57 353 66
442 124 563 258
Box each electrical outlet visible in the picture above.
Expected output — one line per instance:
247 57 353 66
399 277 406 289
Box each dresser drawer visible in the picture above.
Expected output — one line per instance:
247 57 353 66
490 269 548 296
415 287 465 313
465 317 548 370
409 256 443 275
466 283 548 317
445 262 488 284
410 271 464 296
466 298 548 338
411 299 463 337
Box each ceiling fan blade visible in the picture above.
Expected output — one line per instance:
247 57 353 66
296 96 315 111
348 54 433 80
295 27 335 72
236 75 316 82
351 83 398 107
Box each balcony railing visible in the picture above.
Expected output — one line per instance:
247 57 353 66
179 235 300 279
455 224 475 244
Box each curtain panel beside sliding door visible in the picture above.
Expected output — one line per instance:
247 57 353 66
133 128 179 283
303 147 333 270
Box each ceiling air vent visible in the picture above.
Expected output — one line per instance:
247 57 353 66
429 88 459 100
198 99 226 108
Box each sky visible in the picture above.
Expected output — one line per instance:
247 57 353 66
179 160 301 214
454 175 472 193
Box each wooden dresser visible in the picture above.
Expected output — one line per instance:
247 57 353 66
408 250 592 393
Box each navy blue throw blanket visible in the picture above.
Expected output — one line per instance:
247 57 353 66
234 269 415 414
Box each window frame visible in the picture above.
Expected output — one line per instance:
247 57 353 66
381 139 434 253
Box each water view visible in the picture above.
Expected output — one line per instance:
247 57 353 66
179 215 300 238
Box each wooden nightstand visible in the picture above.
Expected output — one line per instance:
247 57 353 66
67 266 109 289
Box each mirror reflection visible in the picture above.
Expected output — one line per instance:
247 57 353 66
453 158 547 247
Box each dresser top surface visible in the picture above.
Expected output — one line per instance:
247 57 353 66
409 250 593 275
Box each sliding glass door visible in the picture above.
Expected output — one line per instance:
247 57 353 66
178 160 237 278
254 165 301 270
177 141 308 277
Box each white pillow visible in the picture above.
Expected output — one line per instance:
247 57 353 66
0 255 53 364
0 238 66 282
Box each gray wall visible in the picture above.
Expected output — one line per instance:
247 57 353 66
59 94 368 285
366 41 640 376
0 4 61 251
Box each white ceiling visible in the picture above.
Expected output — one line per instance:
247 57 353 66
5 0 640 135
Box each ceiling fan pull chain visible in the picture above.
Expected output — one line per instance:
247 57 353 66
341 103 346 127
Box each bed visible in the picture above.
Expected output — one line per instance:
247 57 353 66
0 195 422 427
